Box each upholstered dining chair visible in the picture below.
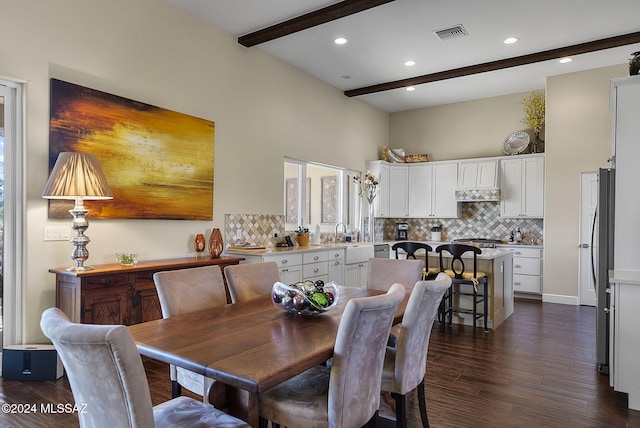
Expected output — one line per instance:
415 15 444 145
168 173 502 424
436 244 489 339
224 261 281 303
366 257 424 292
40 307 250 428
258 283 406 428
381 273 451 428
153 265 229 401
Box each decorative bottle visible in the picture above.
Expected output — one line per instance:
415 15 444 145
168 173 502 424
209 228 224 258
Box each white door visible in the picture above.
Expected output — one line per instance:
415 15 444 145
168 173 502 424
579 171 598 306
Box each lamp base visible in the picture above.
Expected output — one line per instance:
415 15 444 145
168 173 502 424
68 206 92 271
66 265 94 272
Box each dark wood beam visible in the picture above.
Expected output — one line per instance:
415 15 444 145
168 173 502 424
345 31 640 97
238 0 396 47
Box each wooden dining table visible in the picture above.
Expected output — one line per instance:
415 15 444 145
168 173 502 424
128 286 407 427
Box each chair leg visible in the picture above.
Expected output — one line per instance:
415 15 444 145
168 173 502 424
417 378 430 428
472 286 477 339
171 380 181 399
364 410 379 428
391 392 407 428
483 282 489 332
258 417 268 428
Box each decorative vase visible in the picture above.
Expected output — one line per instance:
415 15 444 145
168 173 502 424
367 201 376 244
296 233 310 247
194 233 206 257
630 51 640 76
209 228 224 258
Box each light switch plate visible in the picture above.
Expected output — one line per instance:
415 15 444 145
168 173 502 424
44 226 71 241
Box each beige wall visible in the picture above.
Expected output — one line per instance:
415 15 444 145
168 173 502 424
390 64 628 302
544 64 626 301
390 92 533 161
0 0 388 342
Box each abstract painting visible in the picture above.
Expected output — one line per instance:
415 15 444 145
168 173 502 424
48 78 215 220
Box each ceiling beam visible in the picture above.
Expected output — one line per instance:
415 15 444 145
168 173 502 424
238 0 396 47
345 31 640 97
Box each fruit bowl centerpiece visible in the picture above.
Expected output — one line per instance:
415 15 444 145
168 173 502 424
272 280 339 315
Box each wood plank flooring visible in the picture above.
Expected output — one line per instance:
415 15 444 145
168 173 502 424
1 299 639 427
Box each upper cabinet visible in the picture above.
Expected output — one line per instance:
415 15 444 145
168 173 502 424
457 160 498 189
499 155 544 218
367 160 460 219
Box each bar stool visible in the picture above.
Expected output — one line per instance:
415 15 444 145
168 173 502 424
391 242 440 279
435 244 489 339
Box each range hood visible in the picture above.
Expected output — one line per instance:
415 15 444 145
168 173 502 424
455 188 500 202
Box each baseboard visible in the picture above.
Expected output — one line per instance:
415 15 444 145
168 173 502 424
541 293 579 305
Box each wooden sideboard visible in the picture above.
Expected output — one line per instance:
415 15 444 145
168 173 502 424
50 256 244 326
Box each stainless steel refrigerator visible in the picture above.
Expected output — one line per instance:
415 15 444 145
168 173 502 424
595 167 614 375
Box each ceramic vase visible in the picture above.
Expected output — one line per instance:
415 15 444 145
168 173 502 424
209 228 224 258
194 233 206 257
296 233 310 247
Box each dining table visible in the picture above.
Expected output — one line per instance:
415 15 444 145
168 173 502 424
128 285 407 427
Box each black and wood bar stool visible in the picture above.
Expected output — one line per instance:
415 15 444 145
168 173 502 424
435 244 489 339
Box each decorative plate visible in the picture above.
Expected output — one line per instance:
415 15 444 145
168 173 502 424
503 131 530 155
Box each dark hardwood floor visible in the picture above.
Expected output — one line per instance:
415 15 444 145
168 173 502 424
1 299 639 428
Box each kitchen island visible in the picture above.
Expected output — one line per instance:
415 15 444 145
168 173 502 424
389 242 514 330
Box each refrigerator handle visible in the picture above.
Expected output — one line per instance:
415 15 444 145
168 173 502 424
590 206 597 285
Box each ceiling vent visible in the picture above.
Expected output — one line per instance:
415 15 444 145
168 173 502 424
435 24 469 41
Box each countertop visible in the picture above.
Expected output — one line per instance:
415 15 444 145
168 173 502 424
609 269 640 286
224 242 373 257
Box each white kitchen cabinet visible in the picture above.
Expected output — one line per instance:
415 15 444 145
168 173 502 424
500 154 544 218
371 161 390 217
457 160 499 189
327 249 345 285
344 262 368 288
510 246 543 294
408 164 430 217
431 162 460 218
388 165 409 218
302 251 329 283
263 253 303 283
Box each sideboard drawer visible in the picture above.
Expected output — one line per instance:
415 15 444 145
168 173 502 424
85 274 130 289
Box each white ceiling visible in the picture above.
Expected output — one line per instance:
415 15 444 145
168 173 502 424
167 0 640 112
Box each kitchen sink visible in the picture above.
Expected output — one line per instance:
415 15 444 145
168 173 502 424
344 244 374 264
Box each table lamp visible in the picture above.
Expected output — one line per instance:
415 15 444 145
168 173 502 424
42 152 113 271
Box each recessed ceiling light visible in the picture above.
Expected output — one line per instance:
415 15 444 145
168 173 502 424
503 37 519 44
559 57 573 64
404 60 416 67
334 37 347 45
406 86 416 92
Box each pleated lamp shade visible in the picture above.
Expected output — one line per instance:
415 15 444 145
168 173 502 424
42 152 113 201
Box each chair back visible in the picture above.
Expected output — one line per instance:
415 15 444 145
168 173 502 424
366 257 423 291
329 283 406 428
391 241 432 263
224 262 281 303
435 244 482 279
153 265 228 318
40 308 155 428
393 273 451 394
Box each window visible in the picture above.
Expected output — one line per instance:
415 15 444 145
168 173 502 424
284 158 361 236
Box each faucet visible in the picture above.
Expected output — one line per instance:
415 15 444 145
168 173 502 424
335 222 347 243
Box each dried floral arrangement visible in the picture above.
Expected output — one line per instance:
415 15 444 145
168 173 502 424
520 90 545 135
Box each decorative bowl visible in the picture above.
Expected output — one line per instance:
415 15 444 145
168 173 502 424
116 252 138 266
271 280 339 315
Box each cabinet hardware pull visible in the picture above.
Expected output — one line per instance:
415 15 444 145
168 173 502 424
282 268 289 272
314 256 319 260
514 282 521 285
515 264 522 268
281 259 288 265
314 268 319 273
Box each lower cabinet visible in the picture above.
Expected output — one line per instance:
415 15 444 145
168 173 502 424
51 256 244 325
504 246 543 295
344 262 368 288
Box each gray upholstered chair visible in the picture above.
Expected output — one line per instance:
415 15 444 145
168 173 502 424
366 258 424 292
40 307 249 428
381 273 451 428
153 265 228 401
258 283 406 428
224 261 281 303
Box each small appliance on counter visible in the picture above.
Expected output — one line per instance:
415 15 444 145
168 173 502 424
395 222 409 240
430 225 442 242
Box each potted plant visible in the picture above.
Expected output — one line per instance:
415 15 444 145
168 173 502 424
295 226 310 247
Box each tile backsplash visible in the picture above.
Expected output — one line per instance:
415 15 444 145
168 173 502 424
225 214 285 247
380 201 543 244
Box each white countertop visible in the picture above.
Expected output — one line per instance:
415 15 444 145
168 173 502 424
224 243 373 257
609 269 640 286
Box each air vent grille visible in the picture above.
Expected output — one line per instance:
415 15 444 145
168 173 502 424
435 24 469 41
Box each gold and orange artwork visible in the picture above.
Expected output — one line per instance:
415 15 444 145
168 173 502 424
48 79 215 220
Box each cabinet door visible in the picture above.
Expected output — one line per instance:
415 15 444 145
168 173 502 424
344 263 367 288
500 159 523 217
432 163 460 218
522 156 544 217
477 160 498 188
388 166 408 217
408 164 431 217
376 162 390 217
279 265 303 283
82 289 129 325
328 259 344 285
457 162 479 189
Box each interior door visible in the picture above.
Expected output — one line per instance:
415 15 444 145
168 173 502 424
579 171 598 306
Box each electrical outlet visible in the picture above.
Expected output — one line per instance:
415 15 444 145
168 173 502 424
272 229 280 238
44 226 71 241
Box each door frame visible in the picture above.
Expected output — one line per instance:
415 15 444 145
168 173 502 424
1 78 25 347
